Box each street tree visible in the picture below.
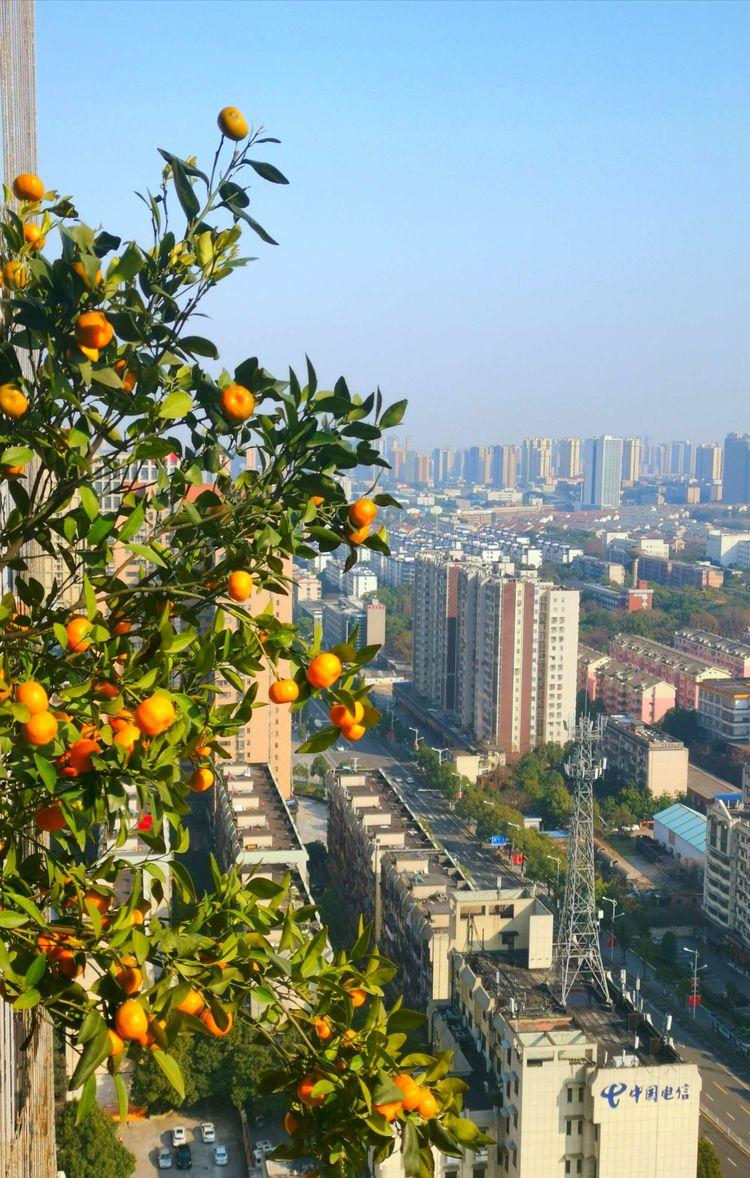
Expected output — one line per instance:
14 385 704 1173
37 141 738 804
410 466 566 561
0 110 486 1175
56 1100 135 1178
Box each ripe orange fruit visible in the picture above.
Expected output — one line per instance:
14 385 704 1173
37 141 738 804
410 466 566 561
269 679 299 704
194 741 212 757
190 767 214 793
374 1100 402 1122
217 106 249 140
346 525 370 546
417 1090 438 1118
219 383 254 423
15 680 49 715
54 947 82 979
329 701 364 728
297 1073 325 1106
3 260 27 289
113 722 140 755
341 722 366 742
0 383 28 417
83 890 110 915
128 908 146 926
23 711 58 746
312 1016 332 1040
77 344 99 362
114 359 136 391
65 615 92 652
12 174 44 201
201 1006 233 1038
1 465 24 479
227 569 253 602
310 495 325 507
348 498 378 528
306 653 342 689
394 1074 422 1110
114 999 149 1042
176 989 204 1016
114 958 142 995
75 311 114 350
134 693 176 736
94 681 119 699
34 803 66 832
23 223 45 249
344 981 366 1008
284 1112 300 1136
72 260 102 287
108 1029 125 1056
67 738 101 773
111 616 131 636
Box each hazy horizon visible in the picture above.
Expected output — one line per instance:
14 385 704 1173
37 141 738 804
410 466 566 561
37 0 750 447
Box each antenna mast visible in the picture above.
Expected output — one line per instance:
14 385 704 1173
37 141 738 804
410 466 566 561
550 717 610 1005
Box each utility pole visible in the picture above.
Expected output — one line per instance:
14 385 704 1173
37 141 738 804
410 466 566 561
683 947 707 1020
549 717 610 1006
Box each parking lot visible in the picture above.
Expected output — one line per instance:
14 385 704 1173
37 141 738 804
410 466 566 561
117 1107 247 1177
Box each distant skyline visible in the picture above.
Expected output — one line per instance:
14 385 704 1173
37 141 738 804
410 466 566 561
37 0 750 446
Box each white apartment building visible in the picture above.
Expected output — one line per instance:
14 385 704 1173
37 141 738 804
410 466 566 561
703 767 750 962
377 953 700 1178
706 530 750 569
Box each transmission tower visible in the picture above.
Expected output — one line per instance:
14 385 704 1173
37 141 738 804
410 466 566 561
549 717 610 1006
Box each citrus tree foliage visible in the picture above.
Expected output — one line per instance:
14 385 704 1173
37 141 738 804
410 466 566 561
0 112 487 1174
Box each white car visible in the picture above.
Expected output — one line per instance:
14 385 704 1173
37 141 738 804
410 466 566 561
200 1123 216 1144
171 1127 187 1147
213 1145 229 1167
253 1140 273 1164
158 1148 173 1169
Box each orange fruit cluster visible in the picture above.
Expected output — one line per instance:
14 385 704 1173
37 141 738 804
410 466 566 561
346 498 378 545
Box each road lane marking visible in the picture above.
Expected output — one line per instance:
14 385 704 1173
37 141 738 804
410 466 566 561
715 1085 729 1096
705 1093 715 1101
726 1159 737 1168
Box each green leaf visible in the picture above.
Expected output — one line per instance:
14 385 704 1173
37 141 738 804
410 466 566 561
24 953 47 987
179 335 218 359
151 1049 186 1100
13 988 41 1010
372 1071 405 1104
0 911 28 928
75 1075 96 1122
246 159 289 185
442 1114 494 1146
69 1026 110 1090
380 399 408 429
117 500 146 543
297 727 338 753
106 242 145 286
78 485 99 520
386 1009 425 1032
114 1072 128 1123
91 367 125 390
402 1121 421 1177
158 391 193 419
0 446 32 466
171 159 200 221
33 753 57 789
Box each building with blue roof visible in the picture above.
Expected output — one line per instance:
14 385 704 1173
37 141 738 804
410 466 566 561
653 802 707 866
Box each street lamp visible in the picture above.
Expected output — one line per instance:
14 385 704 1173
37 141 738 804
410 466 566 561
546 854 561 889
409 726 421 752
683 947 709 1020
448 770 462 800
432 747 449 765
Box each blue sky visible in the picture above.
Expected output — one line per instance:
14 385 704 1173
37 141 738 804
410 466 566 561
37 0 750 448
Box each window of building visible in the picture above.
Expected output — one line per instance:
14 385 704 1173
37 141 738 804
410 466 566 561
444 1170 459 1178
566 1121 572 1136
472 1168 486 1178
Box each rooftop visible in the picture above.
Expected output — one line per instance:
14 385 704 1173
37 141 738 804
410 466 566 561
612 633 727 676
653 803 707 854
698 678 750 701
687 763 742 802
677 628 750 658
337 770 436 850
605 714 685 749
461 952 676 1067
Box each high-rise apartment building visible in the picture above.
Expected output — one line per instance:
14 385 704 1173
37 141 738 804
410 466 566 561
704 766 750 958
557 436 581 479
723 433 750 504
414 451 432 484
432 447 452 485
582 436 623 508
464 444 492 485
669 440 694 476
414 556 579 752
621 436 642 485
413 552 460 712
490 443 517 489
521 436 552 483
694 442 723 484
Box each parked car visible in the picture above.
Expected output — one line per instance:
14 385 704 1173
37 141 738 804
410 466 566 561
214 1145 229 1167
174 1143 192 1171
253 1140 273 1165
171 1127 187 1147
158 1148 173 1170
200 1123 216 1144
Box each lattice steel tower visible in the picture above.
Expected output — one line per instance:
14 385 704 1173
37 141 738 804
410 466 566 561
549 717 610 1006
